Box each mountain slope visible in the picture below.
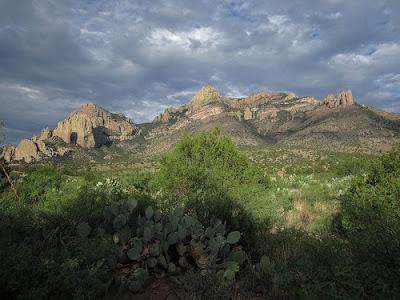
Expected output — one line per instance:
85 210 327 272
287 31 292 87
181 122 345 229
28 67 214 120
143 86 400 153
2 86 400 163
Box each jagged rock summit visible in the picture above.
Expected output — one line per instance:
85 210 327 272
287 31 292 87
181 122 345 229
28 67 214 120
53 103 138 148
322 90 354 108
146 86 399 154
1 103 138 163
187 85 221 110
3 85 400 163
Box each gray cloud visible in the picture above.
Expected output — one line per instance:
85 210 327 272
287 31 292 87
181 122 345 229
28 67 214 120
0 0 399 144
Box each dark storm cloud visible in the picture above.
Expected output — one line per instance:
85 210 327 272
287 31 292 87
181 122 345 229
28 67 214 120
0 0 399 144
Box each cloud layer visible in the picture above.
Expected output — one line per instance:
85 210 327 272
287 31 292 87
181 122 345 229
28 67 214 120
1 0 399 144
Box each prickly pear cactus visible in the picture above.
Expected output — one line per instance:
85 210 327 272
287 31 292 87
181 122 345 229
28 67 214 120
83 200 245 294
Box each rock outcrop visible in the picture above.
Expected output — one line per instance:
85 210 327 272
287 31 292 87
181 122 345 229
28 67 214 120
323 90 354 108
14 139 38 163
154 107 184 123
285 93 296 100
53 103 137 148
40 128 53 140
0 146 15 163
12 139 58 163
244 107 253 120
187 85 221 111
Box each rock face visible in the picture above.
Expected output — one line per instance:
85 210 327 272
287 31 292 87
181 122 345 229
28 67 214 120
14 139 39 163
40 128 53 140
2 102 138 163
0 146 15 163
187 85 221 111
10 139 51 162
323 90 354 108
10 138 60 163
285 93 296 100
154 107 184 123
243 107 253 120
53 103 137 148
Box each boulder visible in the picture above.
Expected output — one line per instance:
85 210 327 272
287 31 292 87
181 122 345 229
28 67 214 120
14 139 40 163
11 138 65 163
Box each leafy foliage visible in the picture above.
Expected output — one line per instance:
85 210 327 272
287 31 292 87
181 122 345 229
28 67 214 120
339 144 400 296
151 128 269 210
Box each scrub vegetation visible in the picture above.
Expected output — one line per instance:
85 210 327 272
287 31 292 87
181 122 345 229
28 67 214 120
1 129 399 299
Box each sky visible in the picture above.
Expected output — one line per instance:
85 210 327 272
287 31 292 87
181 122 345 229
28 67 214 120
1 0 400 144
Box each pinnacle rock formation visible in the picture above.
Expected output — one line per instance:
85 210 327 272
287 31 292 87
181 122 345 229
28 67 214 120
53 103 137 148
243 107 252 120
40 128 53 140
187 85 221 111
323 90 354 108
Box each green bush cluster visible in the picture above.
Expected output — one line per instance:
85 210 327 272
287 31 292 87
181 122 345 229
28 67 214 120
0 195 116 299
150 127 270 211
339 144 400 297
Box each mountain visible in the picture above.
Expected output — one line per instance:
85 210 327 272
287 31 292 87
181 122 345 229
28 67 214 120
142 86 400 154
2 86 400 163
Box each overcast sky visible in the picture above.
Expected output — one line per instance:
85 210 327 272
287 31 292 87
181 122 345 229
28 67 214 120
1 0 399 144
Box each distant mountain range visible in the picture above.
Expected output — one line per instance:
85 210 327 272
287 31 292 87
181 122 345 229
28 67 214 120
2 86 400 163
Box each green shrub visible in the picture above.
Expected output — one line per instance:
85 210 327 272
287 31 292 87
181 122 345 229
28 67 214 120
151 127 269 211
16 166 62 204
0 194 116 299
340 144 400 297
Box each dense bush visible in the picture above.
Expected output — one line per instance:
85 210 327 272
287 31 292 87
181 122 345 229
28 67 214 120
149 128 266 248
17 166 63 204
0 194 117 299
340 144 400 297
151 127 269 210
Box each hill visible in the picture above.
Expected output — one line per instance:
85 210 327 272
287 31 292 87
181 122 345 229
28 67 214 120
2 86 400 163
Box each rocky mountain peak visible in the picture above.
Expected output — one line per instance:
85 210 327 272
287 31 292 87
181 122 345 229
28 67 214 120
52 103 137 148
323 90 354 108
80 102 109 117
188 85 221 110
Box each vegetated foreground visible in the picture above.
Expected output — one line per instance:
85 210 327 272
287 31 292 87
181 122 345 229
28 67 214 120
1 129 399 299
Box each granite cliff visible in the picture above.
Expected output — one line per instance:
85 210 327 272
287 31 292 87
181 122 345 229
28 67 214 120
53 103 137 148
1 103 138 163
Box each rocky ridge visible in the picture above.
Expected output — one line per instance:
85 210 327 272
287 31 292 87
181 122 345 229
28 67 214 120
2 85 400 163
146 86 399 154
